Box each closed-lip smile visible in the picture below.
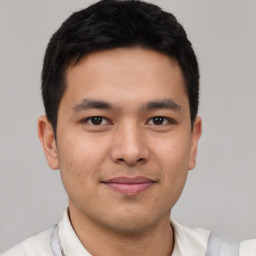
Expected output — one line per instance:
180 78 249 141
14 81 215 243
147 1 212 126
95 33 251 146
102 176 156 195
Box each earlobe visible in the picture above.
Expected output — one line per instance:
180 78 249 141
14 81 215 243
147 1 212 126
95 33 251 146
188 116 202 170
38 116 59 170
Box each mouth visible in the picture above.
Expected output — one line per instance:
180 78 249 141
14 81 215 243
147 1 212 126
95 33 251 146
101 176 156 195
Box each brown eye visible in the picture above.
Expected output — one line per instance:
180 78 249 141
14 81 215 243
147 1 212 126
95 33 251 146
90 117 103 125
152 117 165 125
84 116 109 125
147 116 173 126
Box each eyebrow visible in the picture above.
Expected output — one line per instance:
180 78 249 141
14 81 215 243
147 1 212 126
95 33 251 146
72 98 182 112
139 99 182 112
72 98 113 112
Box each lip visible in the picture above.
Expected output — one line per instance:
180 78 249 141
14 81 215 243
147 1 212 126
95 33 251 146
102 176 155 195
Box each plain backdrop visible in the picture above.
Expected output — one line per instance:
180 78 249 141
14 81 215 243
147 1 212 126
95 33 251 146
0 0 255 253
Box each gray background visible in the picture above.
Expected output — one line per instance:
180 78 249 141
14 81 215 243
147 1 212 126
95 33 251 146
0 0 255 253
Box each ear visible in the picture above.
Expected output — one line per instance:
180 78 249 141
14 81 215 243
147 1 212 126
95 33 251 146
188 116 202 170
38 116 59 170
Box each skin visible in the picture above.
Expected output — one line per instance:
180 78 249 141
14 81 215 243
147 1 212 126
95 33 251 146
38 47 202 256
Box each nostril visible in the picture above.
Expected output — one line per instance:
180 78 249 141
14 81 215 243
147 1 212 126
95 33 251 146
116 157 145 164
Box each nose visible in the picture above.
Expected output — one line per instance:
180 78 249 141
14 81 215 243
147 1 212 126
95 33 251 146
109 122 150 166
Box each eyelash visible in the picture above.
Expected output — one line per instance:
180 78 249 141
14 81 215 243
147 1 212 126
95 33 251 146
146 116 176 126
82 116 111 125
81 116 176 126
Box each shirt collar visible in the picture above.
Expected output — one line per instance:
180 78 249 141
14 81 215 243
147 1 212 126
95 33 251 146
58 209 91 256
58 209 210 256
170 218 210 256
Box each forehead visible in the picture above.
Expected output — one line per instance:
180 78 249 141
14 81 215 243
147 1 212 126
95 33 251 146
62 47 188 111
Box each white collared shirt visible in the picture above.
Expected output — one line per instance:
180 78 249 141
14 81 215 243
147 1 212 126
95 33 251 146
2 209 251 256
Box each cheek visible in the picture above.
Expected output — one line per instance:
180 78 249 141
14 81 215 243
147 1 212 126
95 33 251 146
152 132 192 169
57 134 109 188
151 133 191 195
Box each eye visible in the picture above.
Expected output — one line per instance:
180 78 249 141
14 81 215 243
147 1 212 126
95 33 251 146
146 116 173 125
83 116 110 125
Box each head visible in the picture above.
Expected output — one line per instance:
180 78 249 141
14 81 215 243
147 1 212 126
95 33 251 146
38 0 202 235
41 0 199 135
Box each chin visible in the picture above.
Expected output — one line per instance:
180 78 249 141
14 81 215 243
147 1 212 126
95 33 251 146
97 208 162 235
104 218 152 234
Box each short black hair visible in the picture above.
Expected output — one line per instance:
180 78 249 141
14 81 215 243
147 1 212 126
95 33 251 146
42 0 199 134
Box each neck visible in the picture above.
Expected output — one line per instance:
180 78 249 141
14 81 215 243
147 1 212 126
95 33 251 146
68 206 174 256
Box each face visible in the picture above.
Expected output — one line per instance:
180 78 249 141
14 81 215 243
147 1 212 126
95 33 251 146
38 47 201 234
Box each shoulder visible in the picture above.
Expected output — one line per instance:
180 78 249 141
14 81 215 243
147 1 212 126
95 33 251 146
1 229 52 256
240 239 256 256
171 219 241 256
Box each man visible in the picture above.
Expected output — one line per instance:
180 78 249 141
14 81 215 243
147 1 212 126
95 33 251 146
2 0 253 255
